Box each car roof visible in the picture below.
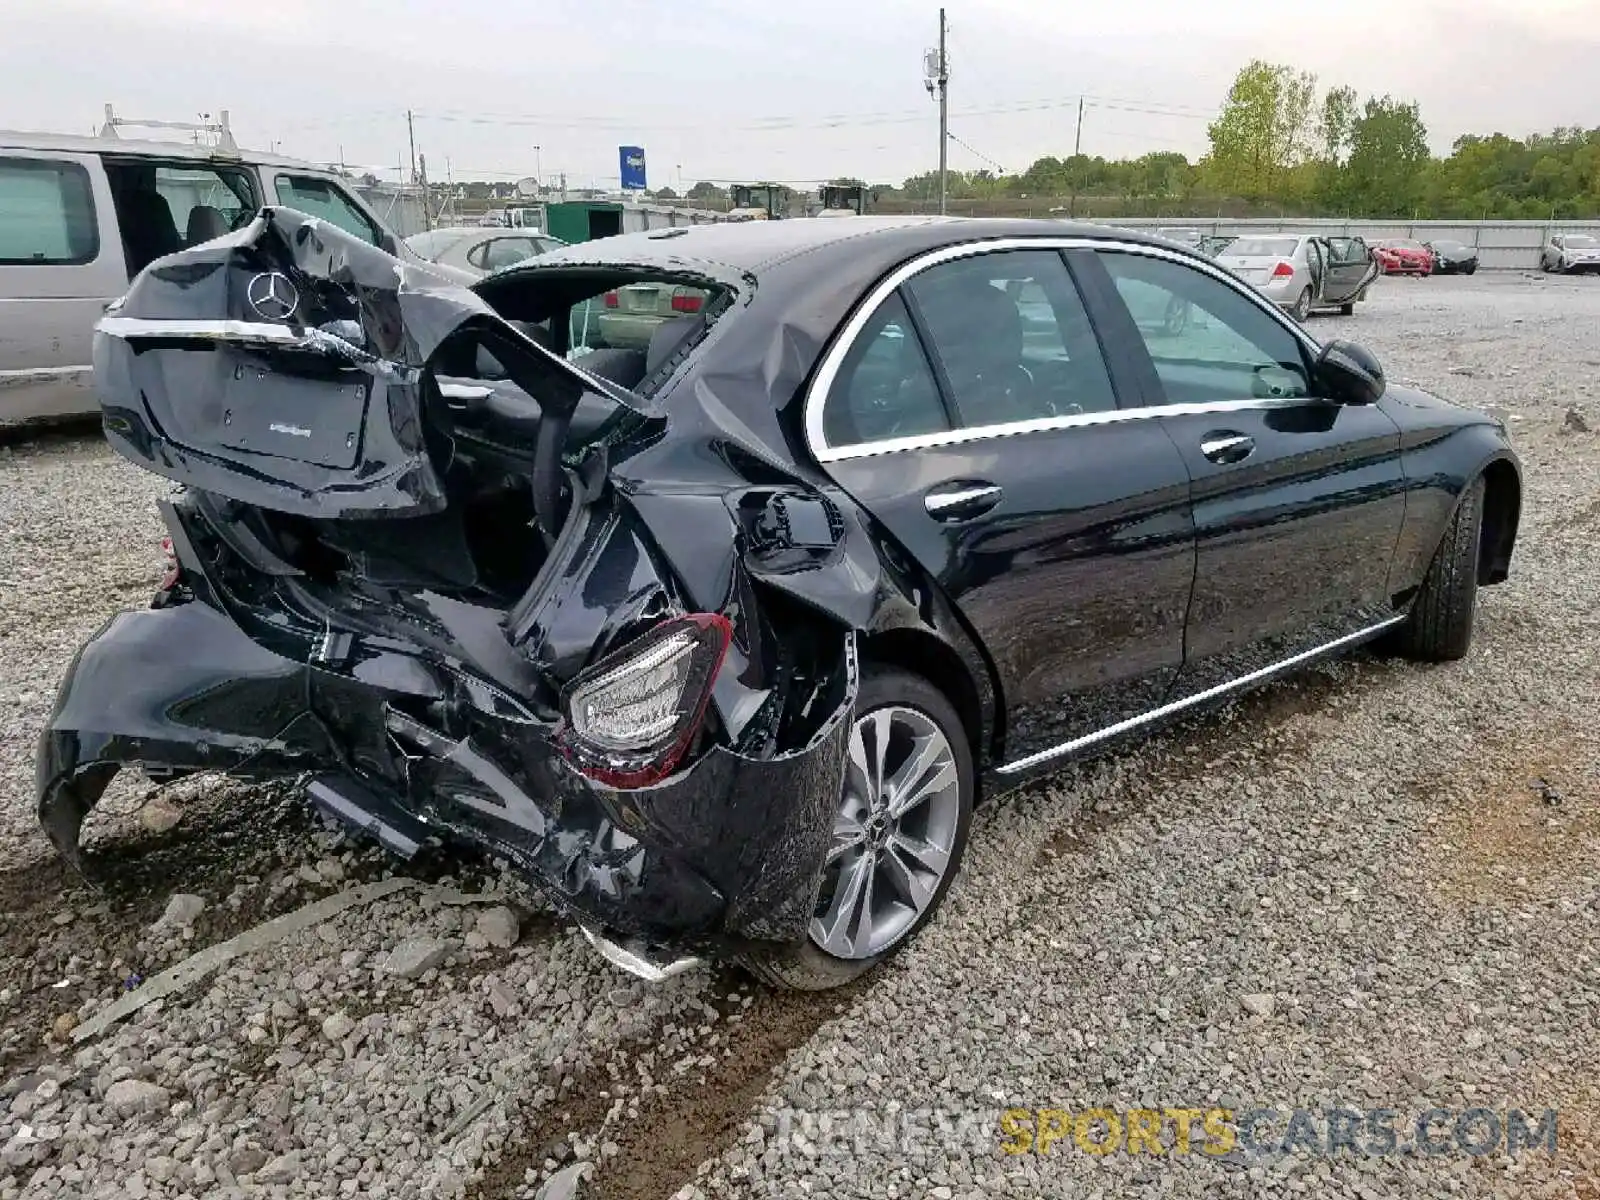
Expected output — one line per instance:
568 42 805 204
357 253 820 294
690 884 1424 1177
513 215 1187 279
0 127 338 173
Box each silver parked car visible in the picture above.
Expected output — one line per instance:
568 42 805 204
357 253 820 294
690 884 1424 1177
1215 234 1379 320
1539 234 1600 275
404 226 567 278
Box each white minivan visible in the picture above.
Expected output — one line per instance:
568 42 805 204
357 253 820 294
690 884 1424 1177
1 126 462 424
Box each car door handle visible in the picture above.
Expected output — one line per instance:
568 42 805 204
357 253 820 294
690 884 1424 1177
924 482 1003 521
1200 433 1255 464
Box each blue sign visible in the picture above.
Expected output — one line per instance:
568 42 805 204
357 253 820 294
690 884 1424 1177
619 146 647 191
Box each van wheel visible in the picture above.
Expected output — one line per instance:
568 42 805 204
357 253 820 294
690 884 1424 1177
740 665 974 990
1384 476 1484 662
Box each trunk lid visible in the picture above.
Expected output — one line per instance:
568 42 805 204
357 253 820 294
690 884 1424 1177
94 208 659 520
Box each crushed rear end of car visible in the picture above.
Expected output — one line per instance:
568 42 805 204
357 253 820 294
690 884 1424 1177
36 209 863 975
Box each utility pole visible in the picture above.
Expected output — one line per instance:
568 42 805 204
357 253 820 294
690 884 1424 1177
923 11 950 214
406 109 419 185
937 9 949 215
418 152 432 230
1070 96 1084 218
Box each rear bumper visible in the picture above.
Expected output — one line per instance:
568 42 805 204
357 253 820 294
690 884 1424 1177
37 598 855 950
595 312 666 350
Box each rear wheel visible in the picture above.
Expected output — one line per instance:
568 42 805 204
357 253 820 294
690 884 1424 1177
1291 287 1312 321
1385 476 1484 662
740 665 974 990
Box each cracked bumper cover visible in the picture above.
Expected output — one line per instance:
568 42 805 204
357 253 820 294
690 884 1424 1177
36 600 856 948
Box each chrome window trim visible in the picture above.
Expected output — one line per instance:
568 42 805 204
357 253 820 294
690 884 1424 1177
996 613 1406 776
811 396 1320 462
803 235 1323 465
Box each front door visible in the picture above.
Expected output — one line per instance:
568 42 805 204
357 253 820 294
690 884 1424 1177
1321 237 1379 305
812 246 1196 766
1082 246 1408 697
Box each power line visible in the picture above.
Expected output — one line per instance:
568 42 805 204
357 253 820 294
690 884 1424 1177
406 92 1217 135
946 129 1004 172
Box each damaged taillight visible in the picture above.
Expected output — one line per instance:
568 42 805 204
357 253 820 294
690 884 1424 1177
158 536 180 589
556 613 732 788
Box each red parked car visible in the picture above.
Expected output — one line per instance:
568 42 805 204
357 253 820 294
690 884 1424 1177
1371 239 1434 276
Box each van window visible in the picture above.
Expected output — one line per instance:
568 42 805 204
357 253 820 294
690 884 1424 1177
273 175 383 246
0 158 98 265
103 160 256 275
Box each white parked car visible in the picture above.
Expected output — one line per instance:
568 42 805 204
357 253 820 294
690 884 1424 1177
405 226 567 278
1215 234 1379 320
1540 234 1600 275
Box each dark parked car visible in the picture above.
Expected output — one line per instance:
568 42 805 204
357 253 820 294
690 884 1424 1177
41 211 1523 990
1426 239 1479 275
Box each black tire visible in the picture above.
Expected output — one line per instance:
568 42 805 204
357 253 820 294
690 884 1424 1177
739 664 975 991
1386 476 1484 662
1291 288 1312 322
1464 263 1478 276
1338 302 1355 316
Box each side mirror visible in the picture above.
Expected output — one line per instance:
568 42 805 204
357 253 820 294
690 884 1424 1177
1315 340 1385 405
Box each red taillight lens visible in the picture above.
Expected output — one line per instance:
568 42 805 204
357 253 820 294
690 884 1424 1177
603 291 619 308
556 613 733 788
159 536 180 589
1271 261 1295 279
670 290 702 314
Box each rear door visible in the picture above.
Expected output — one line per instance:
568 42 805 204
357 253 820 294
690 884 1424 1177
1081 245 1407 698
0 150 126 419
1322 237 1377 304
811 245 1196 768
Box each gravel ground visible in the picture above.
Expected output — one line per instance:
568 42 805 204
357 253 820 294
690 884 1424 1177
2 272 1598 1199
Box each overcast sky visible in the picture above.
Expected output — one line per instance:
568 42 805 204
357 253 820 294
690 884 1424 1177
4 0 1597 189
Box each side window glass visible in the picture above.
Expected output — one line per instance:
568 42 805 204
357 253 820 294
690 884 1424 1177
0 158 98 264
1100 251 1311 404
274 175 383 246
904 250 1116 427
823 292 949 448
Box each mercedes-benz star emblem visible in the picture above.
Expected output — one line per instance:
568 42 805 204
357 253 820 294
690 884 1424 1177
246 271 299 320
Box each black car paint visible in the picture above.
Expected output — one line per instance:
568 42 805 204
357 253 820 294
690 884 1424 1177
39 213 1521 959
1426 242 1481 275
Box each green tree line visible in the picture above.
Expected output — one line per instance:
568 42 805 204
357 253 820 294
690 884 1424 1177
883 60 1600 219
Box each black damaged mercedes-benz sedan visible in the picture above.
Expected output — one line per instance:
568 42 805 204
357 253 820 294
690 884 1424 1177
39 210 1521 989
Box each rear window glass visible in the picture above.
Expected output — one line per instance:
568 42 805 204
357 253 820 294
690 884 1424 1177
0 158 98 265
1228 238 1299 257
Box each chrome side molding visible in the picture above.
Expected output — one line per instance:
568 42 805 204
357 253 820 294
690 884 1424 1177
996 614 1407 776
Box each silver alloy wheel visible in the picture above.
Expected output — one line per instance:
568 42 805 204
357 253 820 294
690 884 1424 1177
809 704 961 961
